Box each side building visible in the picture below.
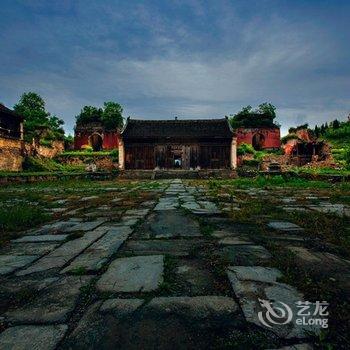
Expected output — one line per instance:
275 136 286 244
118 117 236 170
236 126 281 151
74 121 120 151
0 104 24 171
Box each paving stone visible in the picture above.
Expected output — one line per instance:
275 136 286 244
140 200 156 207
12 234 68 243
144 296 239 325
61 226 132 273
0 277 59 313
100 298 144 316
174 259 218 295
191 208 222 216
49 207 67 213
181 202 201 210
125 209 150 217
61 301 105 349
269 344 314 350
218 237 253 245
4 276 92 323
0 325 68 350
122 239 203 256
63 219 106 232
282 206 308 213
34 219 83 235
228 266 282 283
0 255 38 275
227 266 323 339
221 245 272 265
287 246 322 263
0 242 59 256
16 227 108 276
145 210 201 238
268 221 304 232
79 195 99 201
308 203 350 217
96 255 164 293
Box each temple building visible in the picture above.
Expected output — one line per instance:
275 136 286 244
0 104 24 171
118 117 237 170
74 121 120 151
236 126 281 151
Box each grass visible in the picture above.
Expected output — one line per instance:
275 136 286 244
206 175 348 191
266 243 350 349
158 255 178 295
0 203 51 246
199 219 216 237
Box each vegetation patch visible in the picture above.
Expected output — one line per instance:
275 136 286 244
0 203 50 246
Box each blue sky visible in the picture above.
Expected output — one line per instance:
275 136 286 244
1 0 349 135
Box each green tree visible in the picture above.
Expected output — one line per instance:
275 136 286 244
101 101 124 130
76 102 124 130
332 119 340 129
14 92 64 142
257 102 276 118
75 106 103 124
229 103 277 129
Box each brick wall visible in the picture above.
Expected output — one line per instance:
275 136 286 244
0 137 24 171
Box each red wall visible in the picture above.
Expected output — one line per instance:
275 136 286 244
236 127 281 150
74 131 119 150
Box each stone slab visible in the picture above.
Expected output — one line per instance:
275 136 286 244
100 298 144 316
122 239 203 256
12 234 68 243
146 210 201 238
144 296 239 325
0 242 59 256
0 325 68 350
0 255 38 275
221 245 272 266
61 226 132 273
4 276 92 323
227 266 322 339
16 227 108 276
218 237 253 245
96 255 164 293
268 221 304 232
228 266 282 283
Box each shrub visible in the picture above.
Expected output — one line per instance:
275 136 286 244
281 134 300 144
243 159 260 167
237 143 255 156
81 145 93 152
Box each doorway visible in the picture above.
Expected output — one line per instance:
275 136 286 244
90 133 103 151
252 133 265 151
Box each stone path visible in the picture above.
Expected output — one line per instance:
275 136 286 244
0 179 349 349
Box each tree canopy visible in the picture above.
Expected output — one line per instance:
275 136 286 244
14 92 65 142
228 103 278 129
76 101 124 130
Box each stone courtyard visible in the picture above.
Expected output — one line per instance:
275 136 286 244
0 179 349 349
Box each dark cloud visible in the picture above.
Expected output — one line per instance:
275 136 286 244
0 0 349 135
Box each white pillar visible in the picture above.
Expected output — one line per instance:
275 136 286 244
118 138 125 170
230 137 237 169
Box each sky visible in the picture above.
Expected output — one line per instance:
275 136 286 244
0 0 350 136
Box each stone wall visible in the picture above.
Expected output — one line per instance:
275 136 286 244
0 137 24 171
24 140 65 158
56 155 117 171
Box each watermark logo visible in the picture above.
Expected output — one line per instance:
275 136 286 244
258 299 293 328
258 299 329 329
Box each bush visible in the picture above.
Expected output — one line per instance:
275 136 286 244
281 134 300 144
22 157 84 172
237 143 255 156
81 145 93 152
243 159 260 167
345 148 350 168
